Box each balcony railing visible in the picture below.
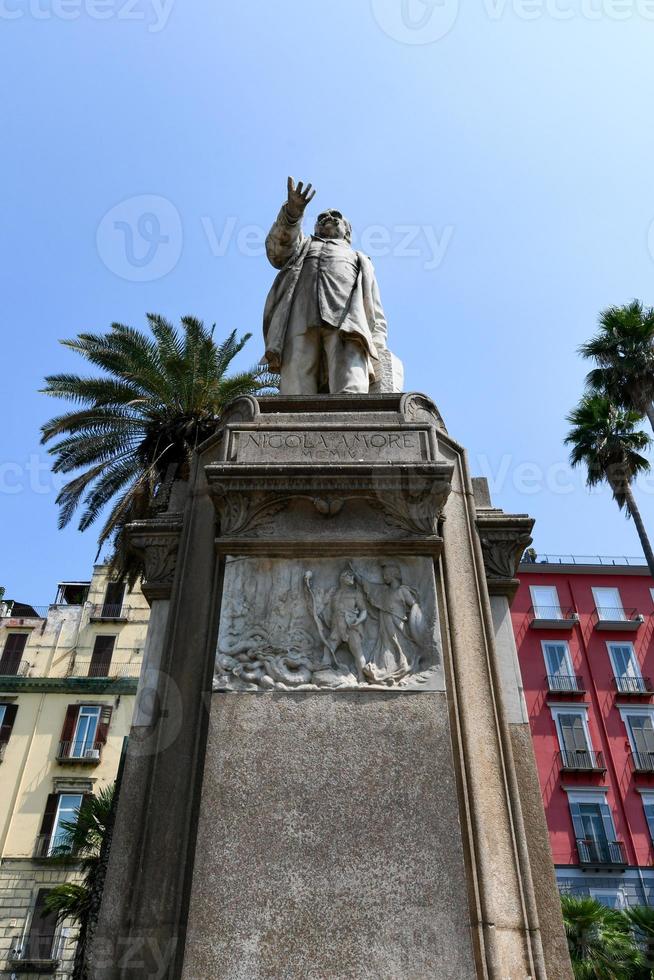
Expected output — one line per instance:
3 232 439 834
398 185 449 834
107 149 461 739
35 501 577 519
592 607 643 631
55 740 104 764
0 659 30 677
630 750 654 773
546 673 585 694
89 603 127 621
33 834 78 859
614 675 654 696
576 837 627 867
528 605 579 629
66 660 141 679
558 748 606 772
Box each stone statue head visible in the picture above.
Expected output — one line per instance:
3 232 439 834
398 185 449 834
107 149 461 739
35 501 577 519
314 209 352 243
382 562 401 586
340 568 356 586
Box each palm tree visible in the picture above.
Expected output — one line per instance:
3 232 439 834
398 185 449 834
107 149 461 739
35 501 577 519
45 786 115 980
625 906 654 978
561 894 643 979
580 300 654 433
41 315 273 575
565 394 654 577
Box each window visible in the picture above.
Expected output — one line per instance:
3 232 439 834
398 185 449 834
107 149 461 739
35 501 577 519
0 702 18 754
71 706 100 757
0 633 28 675
608 642 644 693
543 642 576 690
568 792 622 864
589 887 626 909
101 581 124 618
641 793 654 841
89 635 116 677
552 707 594 767
620 708 654 771
38 792 83 856
530 585 562 619
23 888 58 959
58 704 112 761
592 587 625 621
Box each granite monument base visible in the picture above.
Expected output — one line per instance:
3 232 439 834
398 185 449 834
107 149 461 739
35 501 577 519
90 394 571 979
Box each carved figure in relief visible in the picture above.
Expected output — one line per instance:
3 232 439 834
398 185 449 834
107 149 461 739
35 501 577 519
305 568 368 681
214 558 438 692
358 561 424 685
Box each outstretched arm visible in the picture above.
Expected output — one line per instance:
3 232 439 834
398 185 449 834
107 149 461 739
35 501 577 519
265 177 316 269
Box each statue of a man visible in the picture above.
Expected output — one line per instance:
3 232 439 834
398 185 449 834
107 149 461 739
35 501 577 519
263 177 388 396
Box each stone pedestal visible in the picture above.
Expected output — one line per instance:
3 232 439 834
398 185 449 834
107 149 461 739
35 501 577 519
90 393 571 979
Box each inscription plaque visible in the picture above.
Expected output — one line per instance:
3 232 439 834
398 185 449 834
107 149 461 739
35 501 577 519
230 427 430 463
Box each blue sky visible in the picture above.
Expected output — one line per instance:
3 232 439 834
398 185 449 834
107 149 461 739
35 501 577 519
2 0 654 602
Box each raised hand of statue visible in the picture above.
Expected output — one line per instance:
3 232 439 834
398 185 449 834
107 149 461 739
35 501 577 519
286 176 315 221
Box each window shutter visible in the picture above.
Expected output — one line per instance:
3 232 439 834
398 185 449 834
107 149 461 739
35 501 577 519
0 633 28 674
97 706 113 744
60 705 79 743
39 793 59 838
600 802 617 842
569 801 584 839
0 703 17 744
89 636 116 677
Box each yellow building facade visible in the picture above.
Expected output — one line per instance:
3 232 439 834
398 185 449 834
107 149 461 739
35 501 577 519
0 566 149 977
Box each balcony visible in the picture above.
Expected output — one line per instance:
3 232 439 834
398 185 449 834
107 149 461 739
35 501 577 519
630 750 654 774
546 673 585 695
614 675 654 697
528 605 579 630
576 837 627 868
7 952 62 973
592 607 643 632
0 659 30 678
66 660 141 679
55 740 103 764
558 748 606 773
89 603 128 622
33 834 78 859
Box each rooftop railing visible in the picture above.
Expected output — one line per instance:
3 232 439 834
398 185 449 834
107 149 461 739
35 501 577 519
522 553 645 567
0 603 49 620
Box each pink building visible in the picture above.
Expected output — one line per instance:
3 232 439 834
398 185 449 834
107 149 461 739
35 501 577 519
513 553 654 907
